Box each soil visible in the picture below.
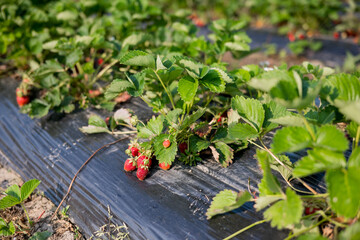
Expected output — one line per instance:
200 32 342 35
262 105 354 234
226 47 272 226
0 163 85 240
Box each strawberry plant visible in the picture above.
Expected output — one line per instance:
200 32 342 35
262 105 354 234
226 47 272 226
206 62 360 239
0 179 41 235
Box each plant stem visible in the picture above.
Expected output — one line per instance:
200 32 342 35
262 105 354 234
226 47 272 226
318 211 348 228
93 59 119 83
223 219 267 240
153 70 175 109
355 126 360 149
21 203 31 227
259 139 318 195
111 131 137 135
300 111 316 141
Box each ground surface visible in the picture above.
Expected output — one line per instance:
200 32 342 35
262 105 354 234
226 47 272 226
0 163 85 240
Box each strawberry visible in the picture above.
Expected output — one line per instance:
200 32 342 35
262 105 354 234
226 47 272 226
137 155 152 168
16 96 30 107
287 33 296 42
130 147 139 157
179 142 188 154
136 166 149 181
159 162 171 170
124 158 137 172
298 34 306 40
97 58 104 65
105 117 110 126
333 32 340 40
88 89 101 98
163 139 171 148
304 207 320 215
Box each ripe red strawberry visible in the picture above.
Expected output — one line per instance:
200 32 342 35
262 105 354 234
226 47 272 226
304 207 320 215
137 155 152 168
97 58 104 65
124 158 136 172
136 166 149 181
333 32 340 40
130 147 139 157
88 89 101 98
179 142 188 154
163 139 171 148
287 33 296 42
16 96 30 107
298 34 306 40
159 162 171 170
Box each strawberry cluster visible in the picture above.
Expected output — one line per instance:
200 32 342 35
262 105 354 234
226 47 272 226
124 140 173 181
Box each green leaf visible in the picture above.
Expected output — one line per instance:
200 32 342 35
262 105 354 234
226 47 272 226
174 56 204 79
346 121 359 139
29 231 52 240
165 109 182 128
348 147 360 168
0 218 15 236
339 222 360 240
271 126 312 154
336 100 360 125
200 69 226 93
105 79 133 100
0 195 20 209
206 190 251 219
210 68 232 83
20 179 41 201
231 96 265 131
314 125 348 151
213 142 234 167
120 50 155 68
147 115 164 136
228 123 259 140
262 101 290 132
154 134 177 165
65 49 82 67
178 76 198 103
5 184 21 200
79 126 110 134
189 135 210 153
255 195 283 211
125 72 145 97
156 55 167 71
225 42 250 51
305 109 335 125
323 74 360 102
264 188 303 229
248 70 293 92
88 115 107 128
293 149 346 177
256 150 282 195
270 115 304 127
179 108 206 131
326 168 360 218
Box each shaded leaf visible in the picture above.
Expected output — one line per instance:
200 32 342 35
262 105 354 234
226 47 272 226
264 188 303 229
293 149 346 177
206 190 251 219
